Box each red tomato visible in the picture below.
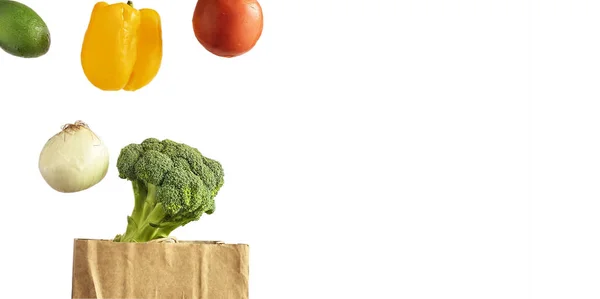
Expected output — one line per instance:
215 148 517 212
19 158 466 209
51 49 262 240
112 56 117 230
192 0 264 58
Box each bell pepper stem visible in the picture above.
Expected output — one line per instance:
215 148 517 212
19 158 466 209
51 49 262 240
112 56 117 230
127 1 133 7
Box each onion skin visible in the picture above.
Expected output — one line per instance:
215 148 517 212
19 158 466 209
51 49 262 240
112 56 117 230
39 121 109 193
192 0 264 58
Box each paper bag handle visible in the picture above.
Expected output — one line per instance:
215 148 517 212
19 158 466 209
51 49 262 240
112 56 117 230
147 237 226 244
148 237 179 243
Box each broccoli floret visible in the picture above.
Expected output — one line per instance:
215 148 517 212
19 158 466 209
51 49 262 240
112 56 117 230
113 138 224 242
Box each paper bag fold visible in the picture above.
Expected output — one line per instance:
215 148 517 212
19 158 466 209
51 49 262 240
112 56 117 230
71 239 249 299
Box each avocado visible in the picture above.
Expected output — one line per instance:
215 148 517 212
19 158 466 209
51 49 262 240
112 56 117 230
0 0 50 58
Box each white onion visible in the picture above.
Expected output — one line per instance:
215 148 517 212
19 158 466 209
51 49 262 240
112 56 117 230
39 120 109 193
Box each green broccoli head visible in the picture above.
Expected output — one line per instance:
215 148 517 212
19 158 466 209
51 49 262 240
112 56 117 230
114 138 224 242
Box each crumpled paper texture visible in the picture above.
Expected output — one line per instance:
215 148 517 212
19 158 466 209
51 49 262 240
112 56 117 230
71 239 249 299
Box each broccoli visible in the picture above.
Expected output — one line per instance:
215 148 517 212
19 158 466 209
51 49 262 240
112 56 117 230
113 138 224 242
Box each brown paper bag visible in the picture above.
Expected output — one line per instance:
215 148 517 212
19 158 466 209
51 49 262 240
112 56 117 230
71 239 249 299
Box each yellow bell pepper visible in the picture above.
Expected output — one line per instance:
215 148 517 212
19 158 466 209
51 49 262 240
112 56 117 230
81 1 162 91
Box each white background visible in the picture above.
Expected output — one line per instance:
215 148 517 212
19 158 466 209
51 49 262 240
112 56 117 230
0 0 598 298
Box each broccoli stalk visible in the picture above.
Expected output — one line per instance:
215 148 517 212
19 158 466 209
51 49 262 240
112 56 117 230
113 138 224 243
117 183 169 242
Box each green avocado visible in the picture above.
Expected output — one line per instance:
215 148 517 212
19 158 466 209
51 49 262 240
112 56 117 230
0 0 50 58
